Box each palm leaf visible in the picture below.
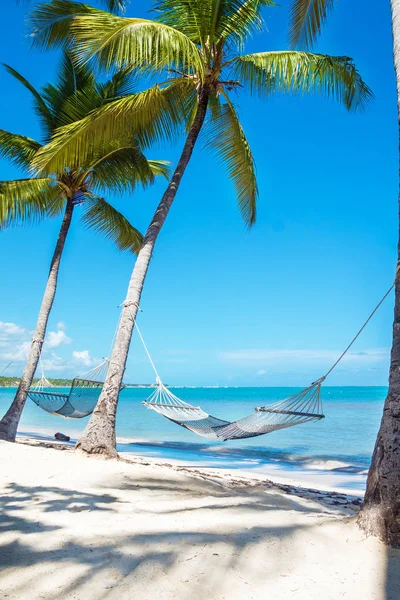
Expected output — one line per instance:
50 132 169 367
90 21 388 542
217 0 274 48
203 95 257 226
30 1 203 75
0 178 66 227
42 50 95 111
3 64 54 134
85 145 160 193
233 51 373 110
52 82 104 128
147 159 171 180
0 130 42 170
81 193 143 253
29 1 95 49
42 51 134 132
104 0 129 13
289 0 335 49
98 65 137 99
154 0 213 46
69 8 204 75
31 81 194 175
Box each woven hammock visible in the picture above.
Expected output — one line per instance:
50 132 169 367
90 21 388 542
142 379 325 441
27 360 110 419
135 283 394 441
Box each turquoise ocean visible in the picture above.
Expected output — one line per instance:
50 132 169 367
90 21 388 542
0 386 387 495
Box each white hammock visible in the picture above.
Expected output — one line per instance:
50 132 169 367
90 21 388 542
142 378 324 441
133 283 394 442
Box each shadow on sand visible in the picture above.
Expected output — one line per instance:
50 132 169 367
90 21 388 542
0 470 399 599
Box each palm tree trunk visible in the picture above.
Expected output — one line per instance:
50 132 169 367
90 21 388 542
357 0 400 547
76 86 211 457
0 200 74 442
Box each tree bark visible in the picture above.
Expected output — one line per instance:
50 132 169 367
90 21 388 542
0 200 74 442
76 86 211 458
357 0 400 547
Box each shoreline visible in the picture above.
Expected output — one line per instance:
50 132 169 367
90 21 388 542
16 429 366 500
21 433 364 510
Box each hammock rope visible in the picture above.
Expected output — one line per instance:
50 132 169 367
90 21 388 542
132 284 394 441
31 357 54 391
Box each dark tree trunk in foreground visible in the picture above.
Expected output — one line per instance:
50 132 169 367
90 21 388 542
76 87 210 458
0 200 74 442
358 0 400 547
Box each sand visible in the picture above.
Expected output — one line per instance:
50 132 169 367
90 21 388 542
0 439 399 600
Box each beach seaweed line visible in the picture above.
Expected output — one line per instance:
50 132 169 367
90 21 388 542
16 435 363 514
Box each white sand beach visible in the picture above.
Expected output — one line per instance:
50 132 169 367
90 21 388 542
0 439 399 600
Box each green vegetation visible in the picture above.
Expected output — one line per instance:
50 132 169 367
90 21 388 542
0 376 73 387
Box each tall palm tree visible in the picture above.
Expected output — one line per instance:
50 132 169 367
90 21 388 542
289 0 400 548
28 0 372 458
0 52 169 442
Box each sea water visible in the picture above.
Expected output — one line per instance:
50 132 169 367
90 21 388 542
0 386 386 495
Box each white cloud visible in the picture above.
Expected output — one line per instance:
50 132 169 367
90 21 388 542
0 322 27 341
41 353 68 372
46 330 72 348
257 369 266 375
72 350 95 367
57 321 66 331
0 320 75 376
0 322 32 367
1 341 31 362
219 348 389 364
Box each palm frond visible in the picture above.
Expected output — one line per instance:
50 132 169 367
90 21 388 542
147 159 171 180
0 178 66 227
41 52 99 131
289 0 335 50
154 0 213 46
104 0 129 13
86 145 159 193
98 65 137 99
42 51 137 134
3 64 54 134
217 0 274 49
53 82 105 128
32 81 194 175
203 95 257 226
0 130 42 170
43 50 95 107
81 193 143 253
68 7 204 75
29 0 94 49
234 51 373 110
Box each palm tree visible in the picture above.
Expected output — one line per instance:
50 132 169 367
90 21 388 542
289 0 400 548
0 52 169 442
28 0 372 457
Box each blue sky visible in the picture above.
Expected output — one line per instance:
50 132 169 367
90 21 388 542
0 0 397 386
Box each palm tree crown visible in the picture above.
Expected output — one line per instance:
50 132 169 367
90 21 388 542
0 51 169 248
28 0 372 227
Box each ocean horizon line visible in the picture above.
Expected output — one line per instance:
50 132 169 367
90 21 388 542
0 383 391 389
